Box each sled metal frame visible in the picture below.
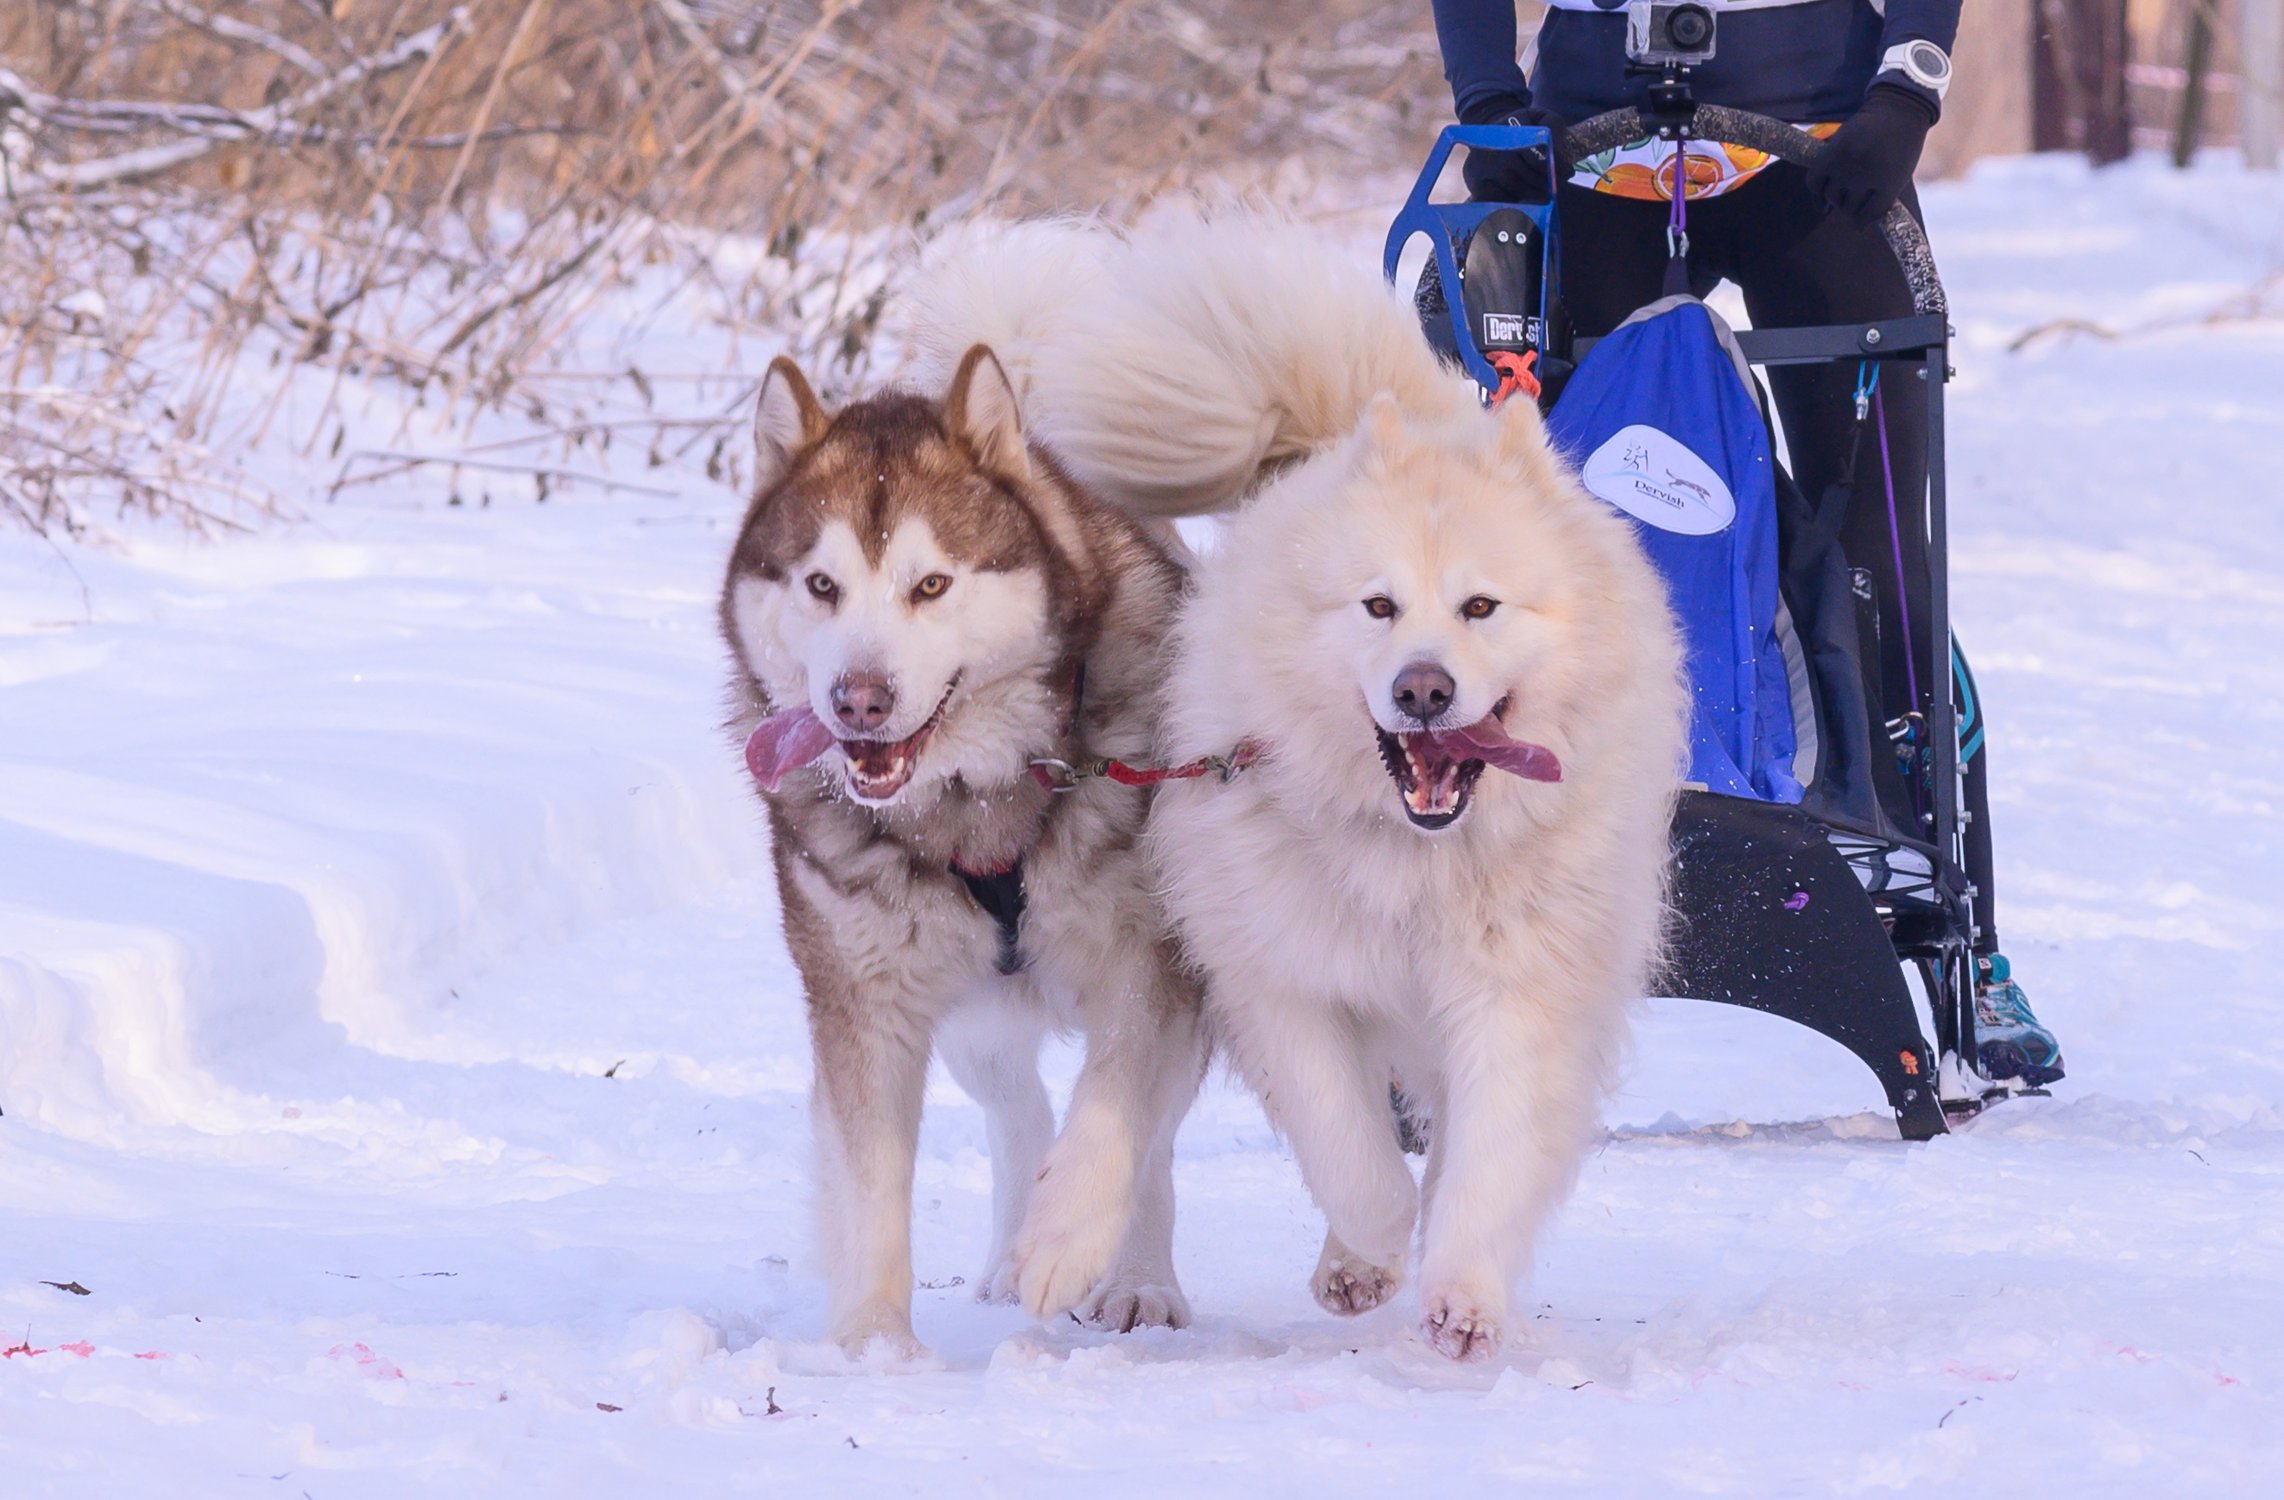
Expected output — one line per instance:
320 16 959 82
1392 119 1991 1140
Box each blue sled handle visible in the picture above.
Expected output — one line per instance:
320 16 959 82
1382 124 1560 397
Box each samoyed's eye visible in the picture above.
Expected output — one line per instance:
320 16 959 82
1362 594 1398 620
1460 594 1500 621
805 571 839 605
911 572 952 603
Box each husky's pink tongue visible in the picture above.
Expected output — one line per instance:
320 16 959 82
1445 715 1562 783
744 705 836 792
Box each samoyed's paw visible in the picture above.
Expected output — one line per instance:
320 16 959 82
1082 1277 1192 1333
1013 1164 1130 1321
1311 1237 1404 1316
972 1254 1022 1306
1418 1287 1503 1361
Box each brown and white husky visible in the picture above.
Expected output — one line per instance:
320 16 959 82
717 345 1204 1358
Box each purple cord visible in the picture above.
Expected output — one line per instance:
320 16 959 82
1661 137 1690 296
1668 139 1689 236
1872 383 1922 712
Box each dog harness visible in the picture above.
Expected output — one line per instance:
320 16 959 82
940 658 1263 976
941 659 1079 977
950 856 1029 976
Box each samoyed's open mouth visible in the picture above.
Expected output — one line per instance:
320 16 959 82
1376 724 1488 829
839 677 959 804
1371 696 1563 831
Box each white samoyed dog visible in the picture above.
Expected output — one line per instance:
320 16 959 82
914 211 1690 1361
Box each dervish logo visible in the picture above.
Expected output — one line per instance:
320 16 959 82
1664 470 1714 503
1481 312 1537 347
1580 423 1737 536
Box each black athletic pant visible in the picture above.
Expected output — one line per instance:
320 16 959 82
1557 166 1999 956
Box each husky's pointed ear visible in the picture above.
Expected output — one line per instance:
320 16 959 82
753 356 829 489
944 344 1031 482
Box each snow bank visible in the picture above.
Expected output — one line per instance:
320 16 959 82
0 497 762 1137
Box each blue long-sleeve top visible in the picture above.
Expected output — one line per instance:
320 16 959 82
1432 0 1962 126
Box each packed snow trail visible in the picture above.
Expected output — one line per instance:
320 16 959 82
2 156 2279 1496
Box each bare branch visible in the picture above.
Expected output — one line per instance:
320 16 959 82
0 0 1449 538
152 0 329 81
15 9 469 193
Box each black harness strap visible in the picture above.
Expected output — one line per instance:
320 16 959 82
942 657 1075 976
951 860 1028 975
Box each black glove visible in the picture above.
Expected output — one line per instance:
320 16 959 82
1805 85 1935 225
1459 95 1571 204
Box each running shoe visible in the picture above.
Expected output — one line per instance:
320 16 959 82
1974 953 2065 1087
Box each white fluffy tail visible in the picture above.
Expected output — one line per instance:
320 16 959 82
903 216 1112 408
908 209 1477 518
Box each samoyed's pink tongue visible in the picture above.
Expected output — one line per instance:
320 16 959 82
744 706 835 792
1444 715 1562 783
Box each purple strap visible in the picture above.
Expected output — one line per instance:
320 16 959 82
1661 136 1691 297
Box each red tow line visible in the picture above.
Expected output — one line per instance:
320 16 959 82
1029 739 1263 792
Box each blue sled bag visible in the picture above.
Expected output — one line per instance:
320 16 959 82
1545 296 1801 804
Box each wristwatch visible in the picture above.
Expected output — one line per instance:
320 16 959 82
1879 39 1953 102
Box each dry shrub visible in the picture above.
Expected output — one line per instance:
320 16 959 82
0 0 1442 536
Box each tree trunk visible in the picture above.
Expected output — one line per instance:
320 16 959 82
2030 0 2133 162
2246 0 2283 168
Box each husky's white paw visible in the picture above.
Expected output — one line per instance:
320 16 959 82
830 1303 927 1362
1013 1171 1129 1321
1418 1287 1504 1362
1311 1242 1404 1317
1082 1278 1191 1333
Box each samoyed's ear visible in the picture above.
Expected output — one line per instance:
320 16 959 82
753 356 829 490
1492 388 1558 471
1364 390 1408 449
944 344 1031 482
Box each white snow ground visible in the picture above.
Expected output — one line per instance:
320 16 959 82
3 155 2281 1498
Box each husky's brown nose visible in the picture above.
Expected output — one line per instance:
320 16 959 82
830 672 895 733
1392 662 1455 724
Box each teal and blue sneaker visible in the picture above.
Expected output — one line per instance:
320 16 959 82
1974 954 2065 1087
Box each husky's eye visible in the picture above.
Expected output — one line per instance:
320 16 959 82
912 572 952 602
1461 595 1500 620
805 571 839 604
1362 595 1397 620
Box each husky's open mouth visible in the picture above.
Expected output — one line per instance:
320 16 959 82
1371 697 1562 831
838 677 959 803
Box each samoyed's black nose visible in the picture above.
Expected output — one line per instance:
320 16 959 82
1392 662 1455 724
831 672 896 733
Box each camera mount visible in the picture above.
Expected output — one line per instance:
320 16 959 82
1623 1 1717 138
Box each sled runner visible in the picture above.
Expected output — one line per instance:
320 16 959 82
1389 109 2012 1140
